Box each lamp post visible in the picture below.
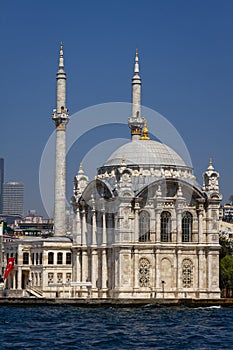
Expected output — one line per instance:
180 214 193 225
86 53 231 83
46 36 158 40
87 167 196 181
161 280 165 299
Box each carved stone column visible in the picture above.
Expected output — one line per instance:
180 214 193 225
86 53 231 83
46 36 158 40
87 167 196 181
198 249 205 292
92 210 97 246
176 209 182 244
102 210 107 246
134 200 140 242
101 249 107 292
155 209 161 243
155 248 160 290
75 206 81 244
177 249 182 291
197 200 205 244
134 248 139 291
91 250 98 293
81 208 87 246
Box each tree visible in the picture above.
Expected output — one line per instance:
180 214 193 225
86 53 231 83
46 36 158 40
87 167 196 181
220 255 233 297
229 195 233 206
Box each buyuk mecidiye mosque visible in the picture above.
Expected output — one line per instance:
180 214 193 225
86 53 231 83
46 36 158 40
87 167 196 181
3 44 222 299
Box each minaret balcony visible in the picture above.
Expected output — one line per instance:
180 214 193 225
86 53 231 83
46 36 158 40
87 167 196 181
52 108 69 128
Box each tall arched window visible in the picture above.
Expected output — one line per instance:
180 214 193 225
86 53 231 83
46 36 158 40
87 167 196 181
182 212 193 242
161 211 171 242
139 211 150 242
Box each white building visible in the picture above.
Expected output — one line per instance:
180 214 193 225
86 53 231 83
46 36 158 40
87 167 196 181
3 45 222 299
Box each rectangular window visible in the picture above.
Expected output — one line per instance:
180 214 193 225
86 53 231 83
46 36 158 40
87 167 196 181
57 252 63 264
48 252 54 264
66 252 72 264
57 273 63 283
23 252 29 264
66 273 71 283
48 273 54 284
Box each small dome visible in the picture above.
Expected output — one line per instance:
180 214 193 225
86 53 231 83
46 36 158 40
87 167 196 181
104 140 187 168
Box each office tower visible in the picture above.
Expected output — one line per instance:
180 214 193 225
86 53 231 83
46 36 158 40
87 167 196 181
2 182 24 216
0 159 4 213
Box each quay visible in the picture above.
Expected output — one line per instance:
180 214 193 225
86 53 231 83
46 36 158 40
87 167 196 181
0 298 232 308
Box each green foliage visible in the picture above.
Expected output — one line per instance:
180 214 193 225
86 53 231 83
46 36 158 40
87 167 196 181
229 195 233 205
219 237 233 296
220 255 233 289
2 221 13 235
219 237 233 259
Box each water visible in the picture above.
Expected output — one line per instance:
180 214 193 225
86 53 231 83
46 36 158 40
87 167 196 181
0 305 232 349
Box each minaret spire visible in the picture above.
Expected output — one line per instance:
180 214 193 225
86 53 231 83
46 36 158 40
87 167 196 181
52 42 70 237
128 49 144 140
134 48 139 73
55 41 67 113
59 41 64 69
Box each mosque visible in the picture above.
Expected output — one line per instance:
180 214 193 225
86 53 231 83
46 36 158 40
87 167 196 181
3 44 222 299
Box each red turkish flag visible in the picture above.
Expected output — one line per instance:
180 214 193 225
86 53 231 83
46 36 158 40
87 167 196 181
4 257 15 280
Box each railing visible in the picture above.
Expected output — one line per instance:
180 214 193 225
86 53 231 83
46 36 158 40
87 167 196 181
26 285 44 298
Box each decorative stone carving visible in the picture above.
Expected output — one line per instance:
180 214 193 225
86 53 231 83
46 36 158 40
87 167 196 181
138 257 150 287
203 159 219 193
182 259 193 288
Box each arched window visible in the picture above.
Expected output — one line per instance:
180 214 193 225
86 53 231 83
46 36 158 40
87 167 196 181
139 211 150 242
23 252 29 264
48 252 54 265
182 212 193 242
182 259 193 288
161 211 171 242
57 252 63 264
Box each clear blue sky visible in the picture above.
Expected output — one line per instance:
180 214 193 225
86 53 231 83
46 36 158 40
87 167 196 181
1 0 233 216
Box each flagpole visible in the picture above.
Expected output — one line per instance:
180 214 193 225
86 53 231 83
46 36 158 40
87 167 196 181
0 222 3 278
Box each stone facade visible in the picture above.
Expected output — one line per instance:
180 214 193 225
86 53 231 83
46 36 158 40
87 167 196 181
70 50 222 299
4 237 72 297
70 158 222 299
2 47 222 300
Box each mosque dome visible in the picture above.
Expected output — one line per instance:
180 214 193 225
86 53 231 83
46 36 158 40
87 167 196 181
104 139 187 168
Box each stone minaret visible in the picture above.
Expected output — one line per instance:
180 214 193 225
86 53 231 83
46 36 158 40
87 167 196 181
52 42 69 236
128 49 144 140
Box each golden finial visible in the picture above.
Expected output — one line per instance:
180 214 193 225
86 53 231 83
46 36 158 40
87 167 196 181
208 157 214 170
60 41 63 51
136 48 138 58
80 162 83 170
140 119 150 140
121 155 125 164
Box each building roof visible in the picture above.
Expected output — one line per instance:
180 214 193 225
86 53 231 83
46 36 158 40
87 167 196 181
104 140 187 168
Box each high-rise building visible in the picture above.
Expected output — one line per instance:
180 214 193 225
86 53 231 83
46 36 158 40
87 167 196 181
2 182 24 216
0 158 4 213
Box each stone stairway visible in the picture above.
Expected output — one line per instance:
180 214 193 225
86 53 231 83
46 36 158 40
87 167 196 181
26 285 44 298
